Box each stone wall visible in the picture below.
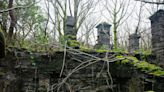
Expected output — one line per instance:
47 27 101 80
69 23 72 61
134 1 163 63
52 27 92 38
0 48 164 92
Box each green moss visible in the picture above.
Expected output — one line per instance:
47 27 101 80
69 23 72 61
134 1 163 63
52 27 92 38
116 55 124 59
80 46 94 52
67 35 76 40
150 70 164 76
133 50 153 61
96 49 109 53
141 53 154 61
122 59 130 64
116 55 164 76
113 48 128 54
136 61 162 71
67 40 80 47
124 56 139 65
127 56 138 61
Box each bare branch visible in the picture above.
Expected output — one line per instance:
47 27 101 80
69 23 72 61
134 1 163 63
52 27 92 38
0 2 37 13
135 0 164 4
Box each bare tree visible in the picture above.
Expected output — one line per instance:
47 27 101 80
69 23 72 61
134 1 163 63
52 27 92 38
104 0 134 50
78 18 100 47
134 0 163 51
0 0 39 46
46 0 99 45
8 0 17 43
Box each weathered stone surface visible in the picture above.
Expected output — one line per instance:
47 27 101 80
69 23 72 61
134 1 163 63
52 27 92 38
128 33 140 52
65 16 75 36
95 22 112 50
150 9 164 67
0 48 164 92
65 16 80 48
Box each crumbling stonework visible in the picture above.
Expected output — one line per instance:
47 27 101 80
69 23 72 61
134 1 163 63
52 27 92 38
65 16 80 48
128 33 140 52
0 48 164 92
149 9 164 67
65 16 75 37
95 22 112 50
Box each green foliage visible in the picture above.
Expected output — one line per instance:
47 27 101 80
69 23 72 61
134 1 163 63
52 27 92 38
35 30 49 45
13 0 47 50
16 0 46 26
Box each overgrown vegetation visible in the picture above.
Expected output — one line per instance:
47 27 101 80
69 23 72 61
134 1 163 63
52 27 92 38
1 0 164 92
116 55 164 76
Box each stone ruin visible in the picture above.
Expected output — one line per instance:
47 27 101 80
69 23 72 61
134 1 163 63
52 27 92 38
65 16 75 38
94 22 112 49
1 10 164 92
1 48 164 92
128 9 164 68
128 33 140 52
65 16 79 48
149 9 164 67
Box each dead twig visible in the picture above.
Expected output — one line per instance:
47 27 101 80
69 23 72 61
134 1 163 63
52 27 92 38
60 41 67 77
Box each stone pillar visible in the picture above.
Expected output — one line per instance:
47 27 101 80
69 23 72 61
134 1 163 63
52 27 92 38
94 22 112 49
128 33 140 52
149 9 164 67
65 16 79 48
65 16 75 38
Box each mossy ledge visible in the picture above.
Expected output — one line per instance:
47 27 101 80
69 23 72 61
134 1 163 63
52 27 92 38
116 55 164 77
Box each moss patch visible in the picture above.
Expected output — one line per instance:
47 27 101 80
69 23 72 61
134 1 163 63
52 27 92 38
67 40 80 47
80 46 94 52
116 55 164 77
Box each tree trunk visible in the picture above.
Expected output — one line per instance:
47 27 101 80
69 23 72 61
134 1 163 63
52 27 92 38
8 0 16 43
113 22 117 50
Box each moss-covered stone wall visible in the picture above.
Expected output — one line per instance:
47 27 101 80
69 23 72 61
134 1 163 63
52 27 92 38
0 48 164 92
